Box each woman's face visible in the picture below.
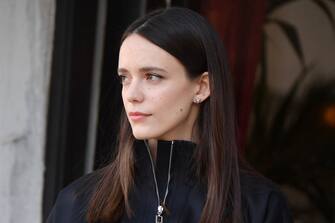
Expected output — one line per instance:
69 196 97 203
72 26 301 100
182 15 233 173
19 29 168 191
118 34 201 141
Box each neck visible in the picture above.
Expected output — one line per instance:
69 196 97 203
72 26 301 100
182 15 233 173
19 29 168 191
147 139 158 161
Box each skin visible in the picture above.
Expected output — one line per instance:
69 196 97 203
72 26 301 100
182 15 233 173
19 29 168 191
118 34 210 160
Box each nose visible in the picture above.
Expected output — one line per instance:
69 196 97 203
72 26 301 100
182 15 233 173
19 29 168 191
124 79 144 103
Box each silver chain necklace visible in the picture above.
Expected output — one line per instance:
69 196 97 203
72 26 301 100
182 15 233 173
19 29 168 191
144 140 174 223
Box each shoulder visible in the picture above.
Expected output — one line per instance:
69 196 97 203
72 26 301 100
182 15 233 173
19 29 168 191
240 172 293 223
46 171 101 223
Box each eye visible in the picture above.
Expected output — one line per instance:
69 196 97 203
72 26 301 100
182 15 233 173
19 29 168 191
146 73 162 81
118 74 129 85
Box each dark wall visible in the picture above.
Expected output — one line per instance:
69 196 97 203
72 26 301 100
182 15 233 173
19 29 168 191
43 0 144 220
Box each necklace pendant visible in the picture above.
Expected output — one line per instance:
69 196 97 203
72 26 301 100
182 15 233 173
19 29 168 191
155 214 163 223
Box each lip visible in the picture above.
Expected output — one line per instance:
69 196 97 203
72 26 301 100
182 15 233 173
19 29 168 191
129 112 152 121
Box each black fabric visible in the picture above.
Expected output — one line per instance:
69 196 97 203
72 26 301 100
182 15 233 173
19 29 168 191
47 139 293 223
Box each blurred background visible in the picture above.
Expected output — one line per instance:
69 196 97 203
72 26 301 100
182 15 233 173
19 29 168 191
0 0 334 222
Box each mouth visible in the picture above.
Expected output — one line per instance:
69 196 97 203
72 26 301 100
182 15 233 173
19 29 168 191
128 112 152 121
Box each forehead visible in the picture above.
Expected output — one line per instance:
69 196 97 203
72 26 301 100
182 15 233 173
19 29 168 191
118 34 185 73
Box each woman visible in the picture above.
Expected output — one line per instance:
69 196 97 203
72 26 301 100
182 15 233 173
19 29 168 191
47 7 292 223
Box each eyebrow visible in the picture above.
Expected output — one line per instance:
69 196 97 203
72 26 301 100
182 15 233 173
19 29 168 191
117 66 168 74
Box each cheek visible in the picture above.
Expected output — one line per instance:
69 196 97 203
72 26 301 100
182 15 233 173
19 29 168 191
151 90 190 117
121 90 127 106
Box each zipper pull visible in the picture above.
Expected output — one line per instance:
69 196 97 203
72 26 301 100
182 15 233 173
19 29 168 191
156 205 164 223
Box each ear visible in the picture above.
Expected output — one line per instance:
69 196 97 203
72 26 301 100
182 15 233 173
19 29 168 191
194 72 210 102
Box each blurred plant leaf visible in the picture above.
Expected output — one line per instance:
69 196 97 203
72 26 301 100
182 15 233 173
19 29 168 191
267 18 305 66
268 0 296 13
268 0 335 30
312 0 335 32
268 65 312 147
252 31 268 140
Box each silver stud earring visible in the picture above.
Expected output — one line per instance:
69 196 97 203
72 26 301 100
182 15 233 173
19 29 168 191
193 97 201 104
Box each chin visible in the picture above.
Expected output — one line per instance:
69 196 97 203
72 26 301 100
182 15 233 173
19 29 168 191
132 131 152 140
132 135 147 140
132 129 163 140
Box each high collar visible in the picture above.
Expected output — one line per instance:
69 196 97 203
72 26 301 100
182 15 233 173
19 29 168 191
134 139 197 166
133 139 198 198
142 139 197 148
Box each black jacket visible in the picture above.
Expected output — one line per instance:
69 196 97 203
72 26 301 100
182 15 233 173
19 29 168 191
47 139 293 223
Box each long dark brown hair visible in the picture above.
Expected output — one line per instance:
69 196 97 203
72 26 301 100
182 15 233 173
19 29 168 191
88 7 244 223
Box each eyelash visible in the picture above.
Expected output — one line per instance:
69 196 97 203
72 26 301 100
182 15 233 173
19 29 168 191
146 73 162 81
118 75 127 84
118 73 163 84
